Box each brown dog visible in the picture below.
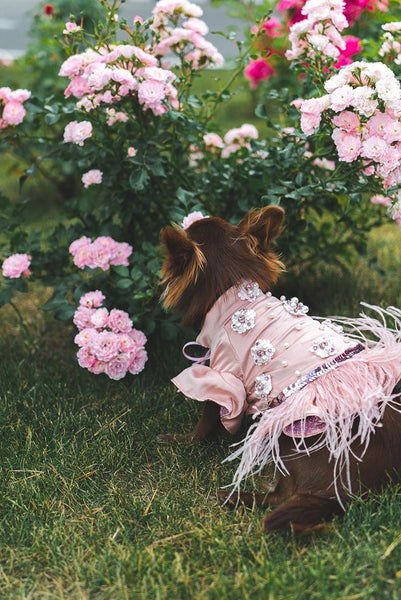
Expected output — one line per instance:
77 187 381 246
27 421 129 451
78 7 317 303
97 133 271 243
160 206 401 532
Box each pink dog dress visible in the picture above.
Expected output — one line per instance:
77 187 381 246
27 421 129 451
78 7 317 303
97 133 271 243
172 281 401 494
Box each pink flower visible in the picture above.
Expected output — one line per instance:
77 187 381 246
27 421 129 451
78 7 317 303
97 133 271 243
2 101 26 126
79 290 105 308
244 58 275 89
335 36 362 68
2 253 31 278
370 194 392 206
109 242 133 266
203 133 223 148
118 333 136 354
182 211 207 229
90 331 120 362
108 309 133 333
127 146 137 157
77 346 96 369
74 327 98 347
138 79 166 109
129 329 147 347
332 110 360 133
105 353 132 380
73 306 96 330
63 22 82 34
128 347 148 375
361 135 389 161
69 236 91 256
82 169 103 188
63 120 93 146
332 128 362 162
91 307 109 329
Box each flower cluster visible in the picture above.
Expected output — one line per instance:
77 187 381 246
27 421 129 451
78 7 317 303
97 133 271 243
379 21 401 65
189 123 259 166
63 120 92 146
73 291 148 380
2 253 31 278
0 87 31 129
59 45 178 116
286 0 349 64
151 0 224 69
69 236 133 270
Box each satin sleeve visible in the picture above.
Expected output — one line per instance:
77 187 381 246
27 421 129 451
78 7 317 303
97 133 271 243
172 365 247 434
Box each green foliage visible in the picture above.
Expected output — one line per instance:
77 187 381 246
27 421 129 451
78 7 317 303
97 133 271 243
0 0 400 348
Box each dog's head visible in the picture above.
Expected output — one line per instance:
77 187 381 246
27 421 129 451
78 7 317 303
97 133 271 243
160 206 285 325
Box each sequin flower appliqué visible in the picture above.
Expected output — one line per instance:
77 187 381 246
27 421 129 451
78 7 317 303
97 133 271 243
231 309 256 334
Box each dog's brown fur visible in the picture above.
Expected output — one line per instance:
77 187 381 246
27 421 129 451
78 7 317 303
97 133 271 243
160 206 401 532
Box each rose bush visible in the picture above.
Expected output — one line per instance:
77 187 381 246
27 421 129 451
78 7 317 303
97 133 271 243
1 0 401 379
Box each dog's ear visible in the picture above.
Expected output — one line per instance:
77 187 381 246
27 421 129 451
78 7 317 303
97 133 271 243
238 206 284 250
160 225 205 278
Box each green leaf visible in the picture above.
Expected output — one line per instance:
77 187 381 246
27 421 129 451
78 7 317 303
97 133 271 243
129 169 149 191
116 278 133 289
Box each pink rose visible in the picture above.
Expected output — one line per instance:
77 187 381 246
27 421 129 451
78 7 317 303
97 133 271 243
77 346 96 369
2 101 26 125
91 307 109 328
2 253 31 278
90 330 120 362
63 120 93 146
81 169 103 188
108 309 133 333
128 347 148 375
129 328 147 348
105 353 132 380
73 306 96 330
109 242 133 266
74 327 98 347
244 58 275 89
79 290 105 308
127 146 137 157
182 211 207 230
332 128 362 162
63 22 82 34
118 333 136 354
69 236 91 256
332 110 360 133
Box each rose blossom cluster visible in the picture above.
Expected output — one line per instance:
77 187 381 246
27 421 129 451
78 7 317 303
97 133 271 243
0 87 31 130
379 22 401 65
69 236 133 270
188 124 259 166
277 0 388 27
59 44 178 116
151 0 224 69
2 253 31 278
286 0 349 64
73 291 148 380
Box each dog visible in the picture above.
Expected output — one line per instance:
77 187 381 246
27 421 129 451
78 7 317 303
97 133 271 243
160 206 401 532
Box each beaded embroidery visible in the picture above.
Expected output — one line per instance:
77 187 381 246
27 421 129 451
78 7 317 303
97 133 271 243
238 280 263 303
282 296 309 317
231 309 256 334
251 339 276 366
254 373 273 401
309 336 337 359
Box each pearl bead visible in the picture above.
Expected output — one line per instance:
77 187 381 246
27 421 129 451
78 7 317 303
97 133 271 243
283 342 290 349
266 291 272 297
266 302 272 307
280 295 286 301
269 313 276 319
281 360 288 367
319 324 325 330
295 370 301 377
295 324 303 330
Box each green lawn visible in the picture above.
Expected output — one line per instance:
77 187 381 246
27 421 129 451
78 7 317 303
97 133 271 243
1 223 401 599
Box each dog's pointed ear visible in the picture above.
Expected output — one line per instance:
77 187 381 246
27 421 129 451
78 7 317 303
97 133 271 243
160 225 205 276
238 206 284 249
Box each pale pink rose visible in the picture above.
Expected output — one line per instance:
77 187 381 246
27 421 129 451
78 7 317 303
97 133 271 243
72 243 93 269
90 307 109 329
63 22 82 34
63 120 93 146
203 133 223 148
118 333 136 354
127 146 137 157
361 135 389 161
88 359 106 374
128 347 148 375
74 327 98 347
108 309 133 333
90 330 120 361
70 237 92 256
2 101 26 125
109 242 133 266
82 169 103 188
300 112 321 135
59 55 85 78
182 211 207 229
370 194 392 206
79 290 105 308
2 253 31 278
332 110 360 133
77 346 96 369
134 15 144 24
383 119 401 143
351 87 378 117
64 76 91 99
73 306 96 330
138 79 166 109
221 143 243 158
89 237 115 270
129 329 147 348
8 89 31 103
330 85 354 112
365 112 395 137
105 353 132 380
332 128 362 162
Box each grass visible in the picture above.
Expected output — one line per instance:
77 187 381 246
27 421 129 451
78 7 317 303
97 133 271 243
1 224 401 599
